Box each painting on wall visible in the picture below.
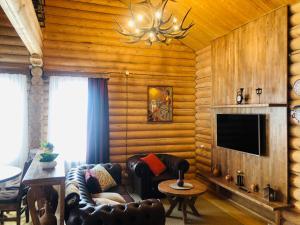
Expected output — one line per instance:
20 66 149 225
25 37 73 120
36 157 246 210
147 86 173 122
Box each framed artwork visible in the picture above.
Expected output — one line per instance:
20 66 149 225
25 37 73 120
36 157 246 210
147 86 173 122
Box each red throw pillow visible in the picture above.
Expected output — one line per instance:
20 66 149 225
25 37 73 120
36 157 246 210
141 154 166 176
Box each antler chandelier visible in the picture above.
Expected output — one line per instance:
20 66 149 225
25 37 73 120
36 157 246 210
117 0 194 45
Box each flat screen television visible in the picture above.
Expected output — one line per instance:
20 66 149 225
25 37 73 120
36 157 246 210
216 114 266 155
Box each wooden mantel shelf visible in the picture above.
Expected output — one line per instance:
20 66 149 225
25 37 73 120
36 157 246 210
211 104 287 109
206 175 289 212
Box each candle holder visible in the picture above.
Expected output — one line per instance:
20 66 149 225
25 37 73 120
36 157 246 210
256 88 262 104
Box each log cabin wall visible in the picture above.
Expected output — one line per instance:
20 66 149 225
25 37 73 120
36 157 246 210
195 46 212 175
283 2 300 224
0 9 30 72
41 0 196 177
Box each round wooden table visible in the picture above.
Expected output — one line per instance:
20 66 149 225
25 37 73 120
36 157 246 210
158 179 207 224
0 165 22 200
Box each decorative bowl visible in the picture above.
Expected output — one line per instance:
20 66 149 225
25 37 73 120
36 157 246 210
40 161 57 170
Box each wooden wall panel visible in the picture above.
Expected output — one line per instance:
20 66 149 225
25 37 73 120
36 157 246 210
195 46 212 175
42 0 196 178
197 6 290 222
212 7 287 105
282 2 300 224
0 9 29 72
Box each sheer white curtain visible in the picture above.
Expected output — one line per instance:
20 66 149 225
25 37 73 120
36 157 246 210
0 74 28 168
48 76 88 165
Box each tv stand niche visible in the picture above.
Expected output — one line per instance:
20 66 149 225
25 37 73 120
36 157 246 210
206 175 289 225
210 105 288 224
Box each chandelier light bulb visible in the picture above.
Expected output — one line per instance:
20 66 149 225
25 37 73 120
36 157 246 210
135 28 140 33
173 17 178 23
128 20 135 28
137 14 143 22
155 11 161 19
149 32 155 38
173 25 179 31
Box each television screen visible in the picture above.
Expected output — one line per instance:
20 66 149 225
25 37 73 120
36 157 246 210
216 114 266 155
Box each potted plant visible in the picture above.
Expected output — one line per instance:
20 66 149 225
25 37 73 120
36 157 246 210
40 141 54 152
39 152 59 169
39 142 58 169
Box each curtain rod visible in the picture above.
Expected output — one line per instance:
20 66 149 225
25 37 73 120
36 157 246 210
43 70 166 78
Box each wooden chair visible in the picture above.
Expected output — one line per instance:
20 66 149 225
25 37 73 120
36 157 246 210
0 160 32 225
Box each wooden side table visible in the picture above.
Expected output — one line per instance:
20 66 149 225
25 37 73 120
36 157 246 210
23 153 65 225
158 179 207 224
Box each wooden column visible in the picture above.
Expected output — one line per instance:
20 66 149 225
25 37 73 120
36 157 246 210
282 2 300 224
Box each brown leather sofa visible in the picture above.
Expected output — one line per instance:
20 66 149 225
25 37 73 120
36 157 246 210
127 154 190 200
65 164 165 225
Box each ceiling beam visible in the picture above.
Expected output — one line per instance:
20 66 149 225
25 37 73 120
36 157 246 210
0 0 43 58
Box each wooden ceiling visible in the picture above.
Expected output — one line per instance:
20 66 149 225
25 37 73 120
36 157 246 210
3 0 298 52
120 0 298 50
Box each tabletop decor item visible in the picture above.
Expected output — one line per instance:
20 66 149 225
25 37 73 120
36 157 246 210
293 79 300 96
250 184 259 193
148 86 173 122
236 170 244 186
236 88 244 104
291 105 300 123
264 184 277 201
39 152 59 170
256 88 262 103
225 169 233 182
177 170 184 187
212 165 221 177
40 141 54 152
169 182 193 190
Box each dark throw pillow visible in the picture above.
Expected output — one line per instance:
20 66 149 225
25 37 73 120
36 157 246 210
85 169 102 194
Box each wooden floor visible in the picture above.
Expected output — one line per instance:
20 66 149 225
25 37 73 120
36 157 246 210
202 192 266 225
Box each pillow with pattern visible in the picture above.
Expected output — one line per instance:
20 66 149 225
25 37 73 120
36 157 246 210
90 164 117 191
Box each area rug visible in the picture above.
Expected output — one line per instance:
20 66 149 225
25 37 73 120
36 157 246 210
163 194 243 225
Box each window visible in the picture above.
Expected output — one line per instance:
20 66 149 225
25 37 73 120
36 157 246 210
0 74 28 167
48 76 88 163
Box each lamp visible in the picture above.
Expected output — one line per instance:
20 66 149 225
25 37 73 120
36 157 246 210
116 0 194 45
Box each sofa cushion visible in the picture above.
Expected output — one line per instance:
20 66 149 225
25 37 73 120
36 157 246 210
85 169 102 194
93 197 120 205
90 164 117 191
108 185 134 203
92 192 126 203
141 153 166 176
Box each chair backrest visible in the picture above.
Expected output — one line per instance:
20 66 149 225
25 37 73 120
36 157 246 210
21 159 32 180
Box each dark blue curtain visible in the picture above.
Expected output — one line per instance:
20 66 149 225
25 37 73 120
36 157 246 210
86 78 109 164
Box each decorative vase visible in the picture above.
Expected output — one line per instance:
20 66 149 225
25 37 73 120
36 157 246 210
236 171 244 186
250 184 259 193
176 170 184 187
40 201 57 225
225 174 233 182
212 165 221 177
40 161 57 170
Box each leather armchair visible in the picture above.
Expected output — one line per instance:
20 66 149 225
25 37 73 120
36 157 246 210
65 163 165 225
127 154 190 199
